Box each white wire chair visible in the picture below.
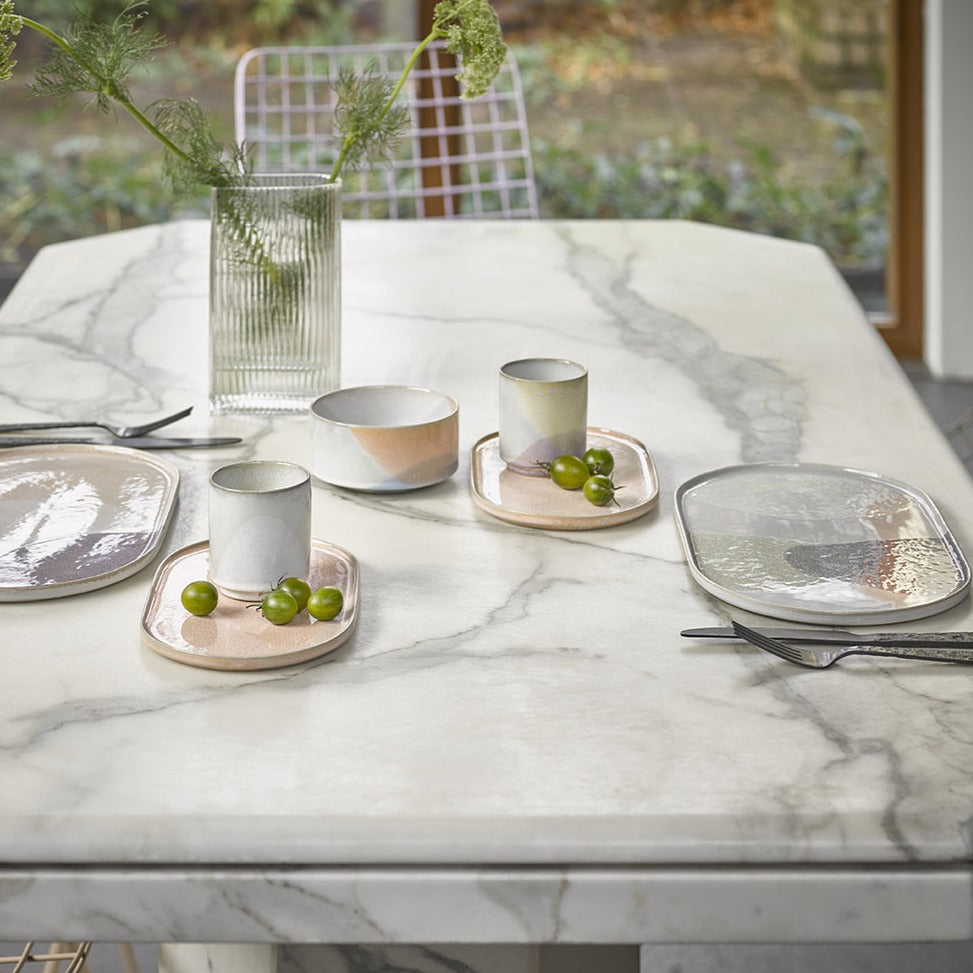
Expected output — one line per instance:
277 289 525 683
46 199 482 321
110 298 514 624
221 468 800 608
233 40 539 219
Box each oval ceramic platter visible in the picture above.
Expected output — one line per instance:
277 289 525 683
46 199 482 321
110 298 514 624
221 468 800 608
0 443 179 602
141 538 359 671
470 427 659 530
674 462 971 624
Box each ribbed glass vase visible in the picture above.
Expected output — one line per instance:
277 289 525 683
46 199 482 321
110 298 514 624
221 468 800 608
209 174 341 414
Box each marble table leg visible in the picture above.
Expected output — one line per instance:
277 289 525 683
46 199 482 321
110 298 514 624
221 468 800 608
159 944 536 973
158 944 637 973
159 944 278 973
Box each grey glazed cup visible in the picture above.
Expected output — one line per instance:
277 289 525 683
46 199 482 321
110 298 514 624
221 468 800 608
208 460 311 600
499 358 588 475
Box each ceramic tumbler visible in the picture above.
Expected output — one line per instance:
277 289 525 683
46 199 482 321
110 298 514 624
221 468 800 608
499 358 588 474
208 461 311 600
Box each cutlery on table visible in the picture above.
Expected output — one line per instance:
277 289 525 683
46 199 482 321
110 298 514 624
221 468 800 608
730 620 973 669
0 406 193 438
0 435 241 450
680 626 973 648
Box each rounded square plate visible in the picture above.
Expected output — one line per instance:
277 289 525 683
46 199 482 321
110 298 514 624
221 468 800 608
141 538 358 670
470 427 659 530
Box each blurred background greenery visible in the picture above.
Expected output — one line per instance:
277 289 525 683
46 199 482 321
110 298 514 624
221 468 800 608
0 0 889 306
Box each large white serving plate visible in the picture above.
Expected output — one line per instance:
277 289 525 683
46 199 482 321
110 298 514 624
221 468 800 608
0 443 179 601
675 462 971 624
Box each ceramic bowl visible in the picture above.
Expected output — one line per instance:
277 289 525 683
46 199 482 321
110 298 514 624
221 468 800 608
310 385 459 492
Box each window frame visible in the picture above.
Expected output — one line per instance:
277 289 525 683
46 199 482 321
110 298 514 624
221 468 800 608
882 0 924 358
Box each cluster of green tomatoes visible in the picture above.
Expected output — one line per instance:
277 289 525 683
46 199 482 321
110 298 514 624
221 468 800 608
180 577 344 625
541 446 620 506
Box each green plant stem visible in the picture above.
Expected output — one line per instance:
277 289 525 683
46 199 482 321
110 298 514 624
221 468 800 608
329 27 438 183
18 15 196 171
15 13 280 275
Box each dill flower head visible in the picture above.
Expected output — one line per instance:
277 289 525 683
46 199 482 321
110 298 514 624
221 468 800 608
433 0 507 99
0 0 23 82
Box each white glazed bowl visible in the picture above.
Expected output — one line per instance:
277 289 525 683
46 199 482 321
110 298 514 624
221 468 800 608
310 385 459 492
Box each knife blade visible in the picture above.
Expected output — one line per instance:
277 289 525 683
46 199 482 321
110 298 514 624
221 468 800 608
0 435 242 450
681 626 973 647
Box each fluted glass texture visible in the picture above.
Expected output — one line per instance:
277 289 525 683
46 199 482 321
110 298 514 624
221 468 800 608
209 175 341 413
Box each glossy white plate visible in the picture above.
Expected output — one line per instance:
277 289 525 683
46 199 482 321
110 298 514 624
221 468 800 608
675 462 971 624
141 538 359 670
471 427 659 530
0 443 178 601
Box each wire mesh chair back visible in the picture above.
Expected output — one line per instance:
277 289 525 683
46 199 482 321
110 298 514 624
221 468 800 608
234 41 539 219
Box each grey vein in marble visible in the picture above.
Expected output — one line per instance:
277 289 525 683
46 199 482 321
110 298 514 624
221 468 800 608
556 223 805 462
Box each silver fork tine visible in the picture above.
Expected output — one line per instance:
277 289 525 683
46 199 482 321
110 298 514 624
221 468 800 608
731 621 816 667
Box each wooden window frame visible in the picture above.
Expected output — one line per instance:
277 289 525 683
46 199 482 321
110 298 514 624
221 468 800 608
883 0 924 358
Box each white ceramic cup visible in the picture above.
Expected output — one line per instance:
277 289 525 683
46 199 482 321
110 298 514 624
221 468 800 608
208 461 311 600
499 357 588 475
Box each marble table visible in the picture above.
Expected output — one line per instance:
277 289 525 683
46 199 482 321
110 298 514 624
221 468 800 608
1 220 972 969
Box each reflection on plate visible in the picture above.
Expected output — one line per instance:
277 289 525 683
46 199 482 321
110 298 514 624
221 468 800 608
675 462 971 624
0 444 178 602
141 538 359 671
470 427 659 530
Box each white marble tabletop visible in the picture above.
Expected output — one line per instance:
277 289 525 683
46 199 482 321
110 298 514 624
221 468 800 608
1 219 972 946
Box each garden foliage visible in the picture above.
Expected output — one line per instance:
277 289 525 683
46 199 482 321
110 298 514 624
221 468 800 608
0 0 888 277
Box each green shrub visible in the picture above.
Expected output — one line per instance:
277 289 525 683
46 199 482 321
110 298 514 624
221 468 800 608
22 0 181 31
0 135 205 265
19 1 353 41
533 109 887 269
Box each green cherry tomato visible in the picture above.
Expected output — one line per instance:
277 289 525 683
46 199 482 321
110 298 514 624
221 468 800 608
261 589 299 625
548 454 589 491
308 586 343 621
583 474 616 507
583 446 614 477
181 580 218 617
277 576 311 611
